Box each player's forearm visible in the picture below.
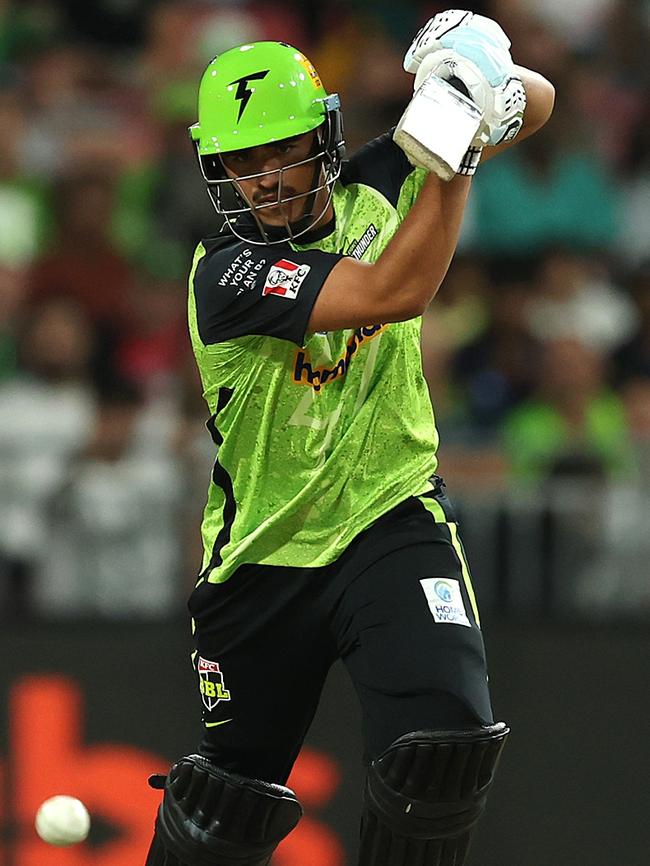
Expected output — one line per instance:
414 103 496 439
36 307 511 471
371 173 472 318
367 65 553 317
481 66 555 164
516 66 555 139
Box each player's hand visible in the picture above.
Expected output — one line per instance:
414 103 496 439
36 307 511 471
396 10 526 176
405 10 525 148
415 49 527 147
404 9 511 78
480 73 526 146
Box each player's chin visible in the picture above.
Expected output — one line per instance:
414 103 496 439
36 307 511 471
256 203 300 226
256 209 285 225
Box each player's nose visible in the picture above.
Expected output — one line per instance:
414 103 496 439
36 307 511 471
257 143 291 175
255 170 282 201
257 168 279 188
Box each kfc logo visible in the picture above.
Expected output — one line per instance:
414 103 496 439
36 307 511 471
262 259 311 299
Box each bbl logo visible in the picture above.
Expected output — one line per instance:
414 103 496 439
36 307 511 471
197 657 232 712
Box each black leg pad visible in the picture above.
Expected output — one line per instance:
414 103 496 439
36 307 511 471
359 723 509 866
144 755 302 866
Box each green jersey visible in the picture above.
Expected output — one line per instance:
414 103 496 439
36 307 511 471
189 133 442 585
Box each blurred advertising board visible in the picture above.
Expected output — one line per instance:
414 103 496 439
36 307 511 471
0 620 649 865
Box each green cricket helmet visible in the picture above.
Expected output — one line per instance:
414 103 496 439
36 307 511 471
189 41 345 244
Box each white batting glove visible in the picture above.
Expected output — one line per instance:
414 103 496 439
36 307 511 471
396 11 525 177
415 49 527 147
404 9 511 77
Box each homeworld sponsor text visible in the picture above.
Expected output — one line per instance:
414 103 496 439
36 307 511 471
293 324 385 392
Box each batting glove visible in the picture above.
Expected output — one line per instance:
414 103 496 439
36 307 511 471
414 48 527 147
404 9 511 78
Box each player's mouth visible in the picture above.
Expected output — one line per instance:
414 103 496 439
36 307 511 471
253 189 305 224
256 194 280 206
255 201 284 222
254 188 298 208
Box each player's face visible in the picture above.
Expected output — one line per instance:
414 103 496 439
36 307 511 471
221 131 331 227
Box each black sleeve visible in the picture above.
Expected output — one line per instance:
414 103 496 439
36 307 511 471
193 238 343 347
342 130 414 207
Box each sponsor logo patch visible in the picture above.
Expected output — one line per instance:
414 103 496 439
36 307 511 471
296 54 322 89
293 324 386 391
197 657 232 712
218 247 267 295
420 578 471 628
262 259 310 299
347 223 378 260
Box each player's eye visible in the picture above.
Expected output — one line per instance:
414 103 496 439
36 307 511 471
222 149 254 171
276 143 295 156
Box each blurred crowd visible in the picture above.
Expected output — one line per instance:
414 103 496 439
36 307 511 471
0 0 648 620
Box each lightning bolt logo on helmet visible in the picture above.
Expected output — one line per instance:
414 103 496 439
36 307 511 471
228 70 270 122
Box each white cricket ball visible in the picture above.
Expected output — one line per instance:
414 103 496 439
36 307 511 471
35 795 91 846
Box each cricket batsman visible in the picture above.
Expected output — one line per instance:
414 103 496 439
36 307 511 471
145 10 555 865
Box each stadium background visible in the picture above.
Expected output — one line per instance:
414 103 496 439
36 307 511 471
0 0 648 863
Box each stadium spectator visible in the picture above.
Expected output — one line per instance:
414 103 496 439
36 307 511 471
453 277 540 436
29 171 132 326
467 104 620 254
502 338 634 483
28 169 136 383
0 265 27 382
525 247 638 352
115 254 189 400
33 379 185 619
0 89 51 268
613 261 650 384
0 297 96 618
